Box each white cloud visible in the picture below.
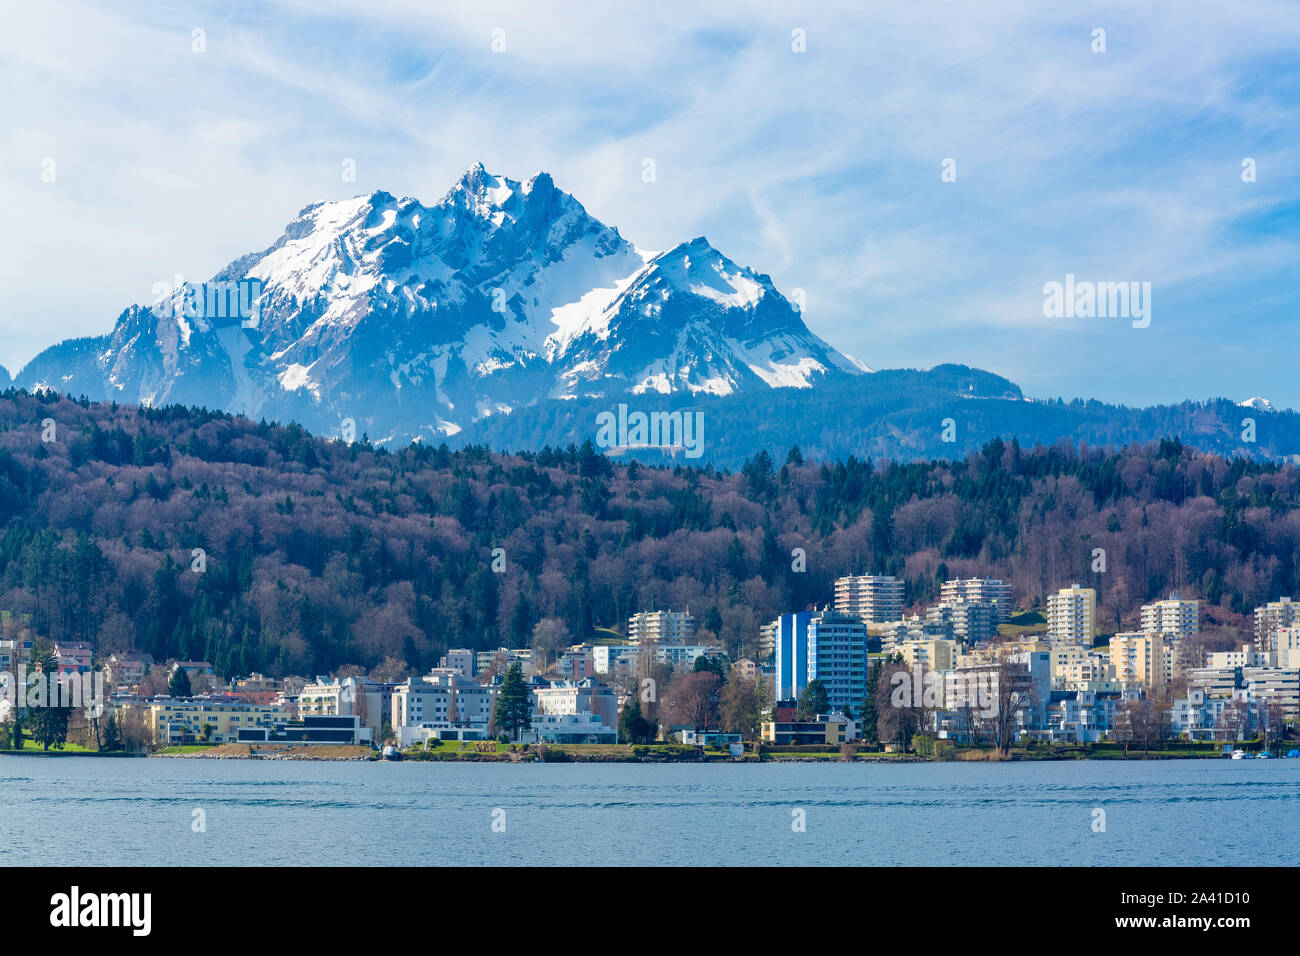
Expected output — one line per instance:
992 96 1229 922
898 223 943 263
2 0 1299 407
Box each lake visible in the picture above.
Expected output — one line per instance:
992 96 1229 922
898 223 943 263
1 757 1295 866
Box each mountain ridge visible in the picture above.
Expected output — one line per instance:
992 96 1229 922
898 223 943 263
17 165 862 444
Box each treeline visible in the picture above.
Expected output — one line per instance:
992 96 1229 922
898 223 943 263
0 388 1295 678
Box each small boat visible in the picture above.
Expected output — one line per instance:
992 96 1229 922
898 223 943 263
1257 752 1271 759
1230 749 1247 760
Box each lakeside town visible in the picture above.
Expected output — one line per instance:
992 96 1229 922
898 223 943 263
2 574 1297 762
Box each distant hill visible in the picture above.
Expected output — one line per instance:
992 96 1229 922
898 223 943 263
463 364 1297 468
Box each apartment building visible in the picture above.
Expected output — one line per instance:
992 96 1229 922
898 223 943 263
440 648 477 677
1243 667 1300 721
760 716 854 746
1267 626 1300 668
1109 631 1183 687
774 610 868 712
833 574 905 624
103 652 154 691
591 643 711 676
1186 666 1239 699
532 677 619 728
1049 644 1113 687
758 619 779 661
881 615 953 655
731 658 762 684
928 599 998 644
299 676 393 737
897 638 958 671
146 697 289 746
1254 597 1300 655
940 578 1013 622
554 646 597 681
1206 649 1261 669
1046 584 1096 643
391 673 497 746
1140 594 1199 639
627 610 697 645
237 714 372 746
476 647 533 677
1170 688 1256 742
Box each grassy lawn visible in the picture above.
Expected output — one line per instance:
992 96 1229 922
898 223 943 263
2 739 96 753
998 609 1048 637
589 626 629 645
159 744 219 755
412 740 516 755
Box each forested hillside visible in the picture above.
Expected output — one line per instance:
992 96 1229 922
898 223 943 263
464 364 1300 467
0 387 1294 677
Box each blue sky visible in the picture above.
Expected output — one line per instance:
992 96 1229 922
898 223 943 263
3 1 1299 407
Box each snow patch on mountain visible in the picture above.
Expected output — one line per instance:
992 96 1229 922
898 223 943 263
15 164 868 444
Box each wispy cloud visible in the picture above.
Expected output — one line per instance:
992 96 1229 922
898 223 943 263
3 1 1298 407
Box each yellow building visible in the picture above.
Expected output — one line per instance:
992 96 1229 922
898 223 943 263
1047 585 1096 643
147 698 288 745
1108 632 1183 687
898 638 958 671
1051 645 1114 685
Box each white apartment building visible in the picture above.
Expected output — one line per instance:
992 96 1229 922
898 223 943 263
833 575 905 624
881 615 953 655
1243 667 1300 721
1207 649 1262 669
940 578 1014 622
758 619 779 661
1254 597 1300 655
627 610 697 645
439 648 477 677
1274 626 1300 668
1140 594 1199 639
476 647 533 677
1047 585 1096 644
928 599 997 644
391 673 496 747
532 677 619 729
592 643 711 675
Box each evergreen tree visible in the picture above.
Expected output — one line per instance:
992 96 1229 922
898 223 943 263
168 666 192 698
101 713 122 752
493 662 531 741
28 641 71 752
618 700 654 744
861 660 882 745
798 679 829 718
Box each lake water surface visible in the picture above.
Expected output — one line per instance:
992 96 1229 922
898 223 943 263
1 756 1295 866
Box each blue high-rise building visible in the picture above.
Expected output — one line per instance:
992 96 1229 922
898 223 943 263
774 610 868 712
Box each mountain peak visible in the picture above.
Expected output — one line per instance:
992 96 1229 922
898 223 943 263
15 166 867 443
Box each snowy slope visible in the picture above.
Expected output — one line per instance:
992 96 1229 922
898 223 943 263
17 165 867 443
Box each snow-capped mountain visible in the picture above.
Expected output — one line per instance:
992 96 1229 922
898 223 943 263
17 164 867 443
1239 396 1275 413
